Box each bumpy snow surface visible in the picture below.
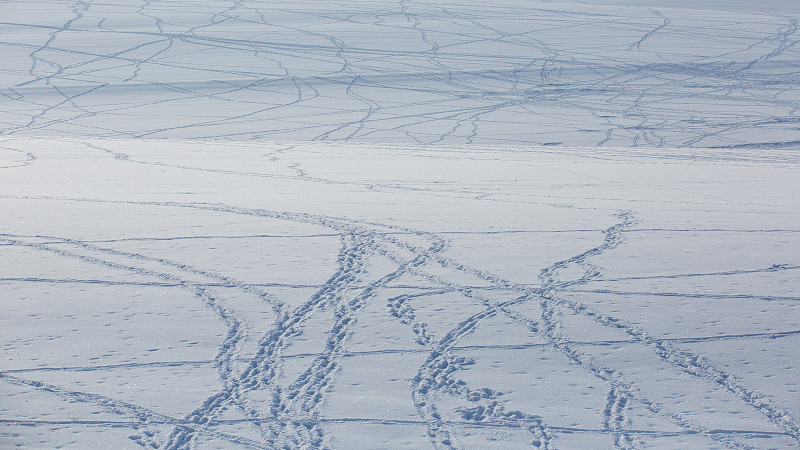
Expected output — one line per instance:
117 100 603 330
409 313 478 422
2 1 800 449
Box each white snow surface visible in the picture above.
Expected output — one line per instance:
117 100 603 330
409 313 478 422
2 0 800 147
2 138 799 448
2 1 800 449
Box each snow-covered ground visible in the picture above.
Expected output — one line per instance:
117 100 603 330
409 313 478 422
3 139 799 448
2 1 800 449
3 0 800 147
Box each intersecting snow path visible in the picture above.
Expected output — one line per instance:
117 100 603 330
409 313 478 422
3 0 800 148
2 138 799 448
2 0 800 448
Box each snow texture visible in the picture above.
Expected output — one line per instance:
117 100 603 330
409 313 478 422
1 1 800 449
2 0 800 147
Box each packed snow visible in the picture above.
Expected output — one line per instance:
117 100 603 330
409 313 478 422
1 1 800 449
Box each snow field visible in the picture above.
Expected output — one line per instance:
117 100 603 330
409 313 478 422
1 138 799 448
